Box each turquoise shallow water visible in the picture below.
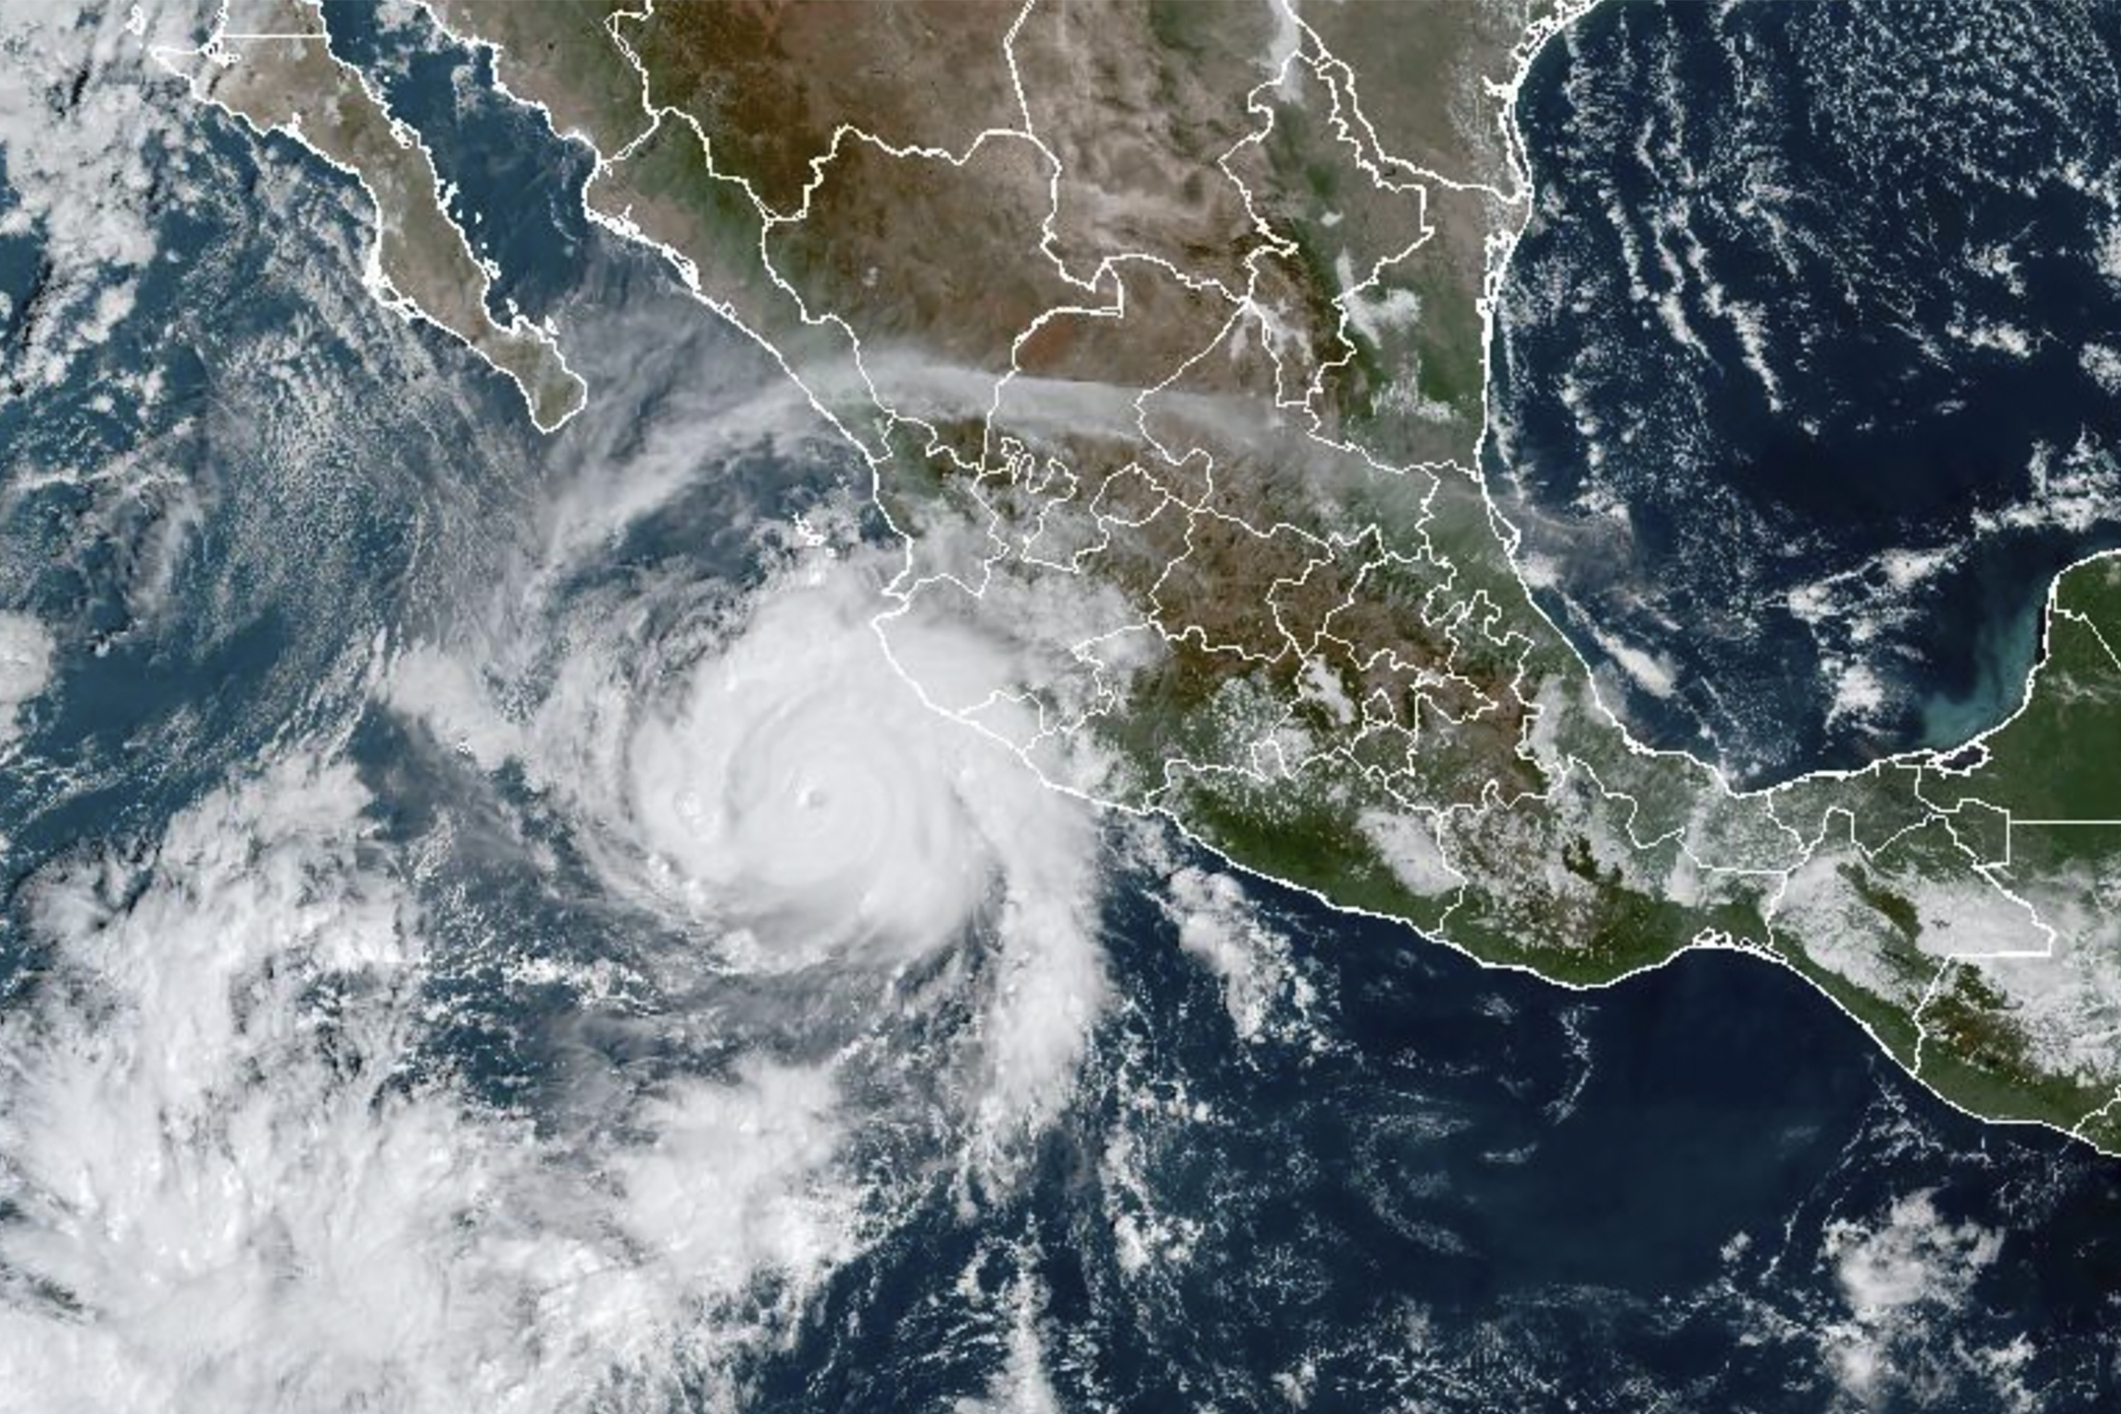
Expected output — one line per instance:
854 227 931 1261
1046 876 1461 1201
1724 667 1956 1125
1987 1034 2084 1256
1491 0 2121 786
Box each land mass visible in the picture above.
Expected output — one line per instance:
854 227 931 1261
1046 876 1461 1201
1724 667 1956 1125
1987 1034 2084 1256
204 0 2121 1154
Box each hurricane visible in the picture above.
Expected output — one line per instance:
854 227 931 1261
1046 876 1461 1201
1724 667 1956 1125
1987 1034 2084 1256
0 470 1111 1411
627 575 1010 969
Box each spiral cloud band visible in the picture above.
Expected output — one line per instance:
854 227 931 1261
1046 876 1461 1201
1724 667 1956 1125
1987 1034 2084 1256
628 573 999 969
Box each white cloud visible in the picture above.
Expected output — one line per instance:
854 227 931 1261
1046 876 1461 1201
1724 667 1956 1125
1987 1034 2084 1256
1158 863 1307 1042
1817 1189 2021 1410
0 609 53 745
953 1264 1062 1414
626 569 1001 968
2083 342 2121 394
0 756 874 1412
1828 1190 1999 1320
0 0 208 390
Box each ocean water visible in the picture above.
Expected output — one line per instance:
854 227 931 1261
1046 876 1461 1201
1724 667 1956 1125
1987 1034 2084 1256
1490 0 2121 785
735 863 2121 1413
0 4 2117 1410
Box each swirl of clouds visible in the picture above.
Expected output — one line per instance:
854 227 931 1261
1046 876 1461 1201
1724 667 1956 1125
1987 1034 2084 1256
0 201 1112 1410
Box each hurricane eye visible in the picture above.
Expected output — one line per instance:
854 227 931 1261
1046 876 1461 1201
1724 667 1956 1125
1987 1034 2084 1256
621 588 998 968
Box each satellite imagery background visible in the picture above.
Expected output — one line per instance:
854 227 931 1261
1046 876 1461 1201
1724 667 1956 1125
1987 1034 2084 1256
1 1 2120 1410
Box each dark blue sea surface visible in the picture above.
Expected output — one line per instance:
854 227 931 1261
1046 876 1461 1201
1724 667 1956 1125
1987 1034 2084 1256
1491 0 2121 785
750 862 2121 1413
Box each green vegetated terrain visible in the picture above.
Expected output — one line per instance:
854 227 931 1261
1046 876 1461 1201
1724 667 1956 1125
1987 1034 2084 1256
416 0 2121 1148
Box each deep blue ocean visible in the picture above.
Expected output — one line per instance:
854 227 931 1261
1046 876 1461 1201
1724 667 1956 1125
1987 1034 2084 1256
1 2 2118 1409
1491 0 2121 785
